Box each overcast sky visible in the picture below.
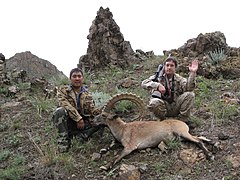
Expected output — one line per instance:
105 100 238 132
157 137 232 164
1 0 240 76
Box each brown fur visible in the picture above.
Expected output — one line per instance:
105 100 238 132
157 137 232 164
94 112 213 170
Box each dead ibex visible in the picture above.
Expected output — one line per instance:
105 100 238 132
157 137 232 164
94 93 214 170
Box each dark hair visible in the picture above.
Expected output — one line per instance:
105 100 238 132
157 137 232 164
0 53 5 61
164 56 177 68
69 68 83 78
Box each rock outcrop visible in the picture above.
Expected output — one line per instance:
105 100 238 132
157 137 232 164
164 31 228 58
0 53 7 86
78 7 140 71
164 31 240 79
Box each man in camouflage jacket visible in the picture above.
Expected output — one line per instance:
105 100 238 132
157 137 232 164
52 68 102 152
141 56 198 123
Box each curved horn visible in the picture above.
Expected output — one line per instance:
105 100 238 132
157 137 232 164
104 93 145 121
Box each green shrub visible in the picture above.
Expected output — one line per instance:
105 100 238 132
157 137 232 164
165 138 181 151
91 91 111 108
0 150 11 162
8 135 21 147
0 166 25 180
206 48 227 65
55 153 76 173
152 160 172 174
113 100 135 113
30 97 57 117
17 82 31 90
71 137 94 154
210 100 238 124
12 155 26 166
0 154 26 180
0 86 8 95
45 75 69 86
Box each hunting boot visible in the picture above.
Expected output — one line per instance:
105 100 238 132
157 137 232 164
147 98 167 120
178 114 196 129
80 125 105 140
148 105 166 120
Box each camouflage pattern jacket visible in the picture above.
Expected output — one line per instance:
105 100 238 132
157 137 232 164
57 85 100 122
141 72 196 102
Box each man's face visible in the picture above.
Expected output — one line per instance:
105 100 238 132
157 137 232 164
70 71 84 88
164 60 176 75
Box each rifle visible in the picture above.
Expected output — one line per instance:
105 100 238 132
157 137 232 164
151 64 164 99
152 64 164 82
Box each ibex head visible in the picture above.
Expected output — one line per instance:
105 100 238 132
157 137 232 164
94 110 119 126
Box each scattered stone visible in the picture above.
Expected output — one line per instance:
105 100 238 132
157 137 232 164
227 155 240 168
99 165 108 171
99 148 108 154
119 164 141 180
218 132 230 140
119 78 134 88
158 141 168 153
146 148 151 153
91 152 101 161
7 85 18 97
179 149 205 166
138 164 148 173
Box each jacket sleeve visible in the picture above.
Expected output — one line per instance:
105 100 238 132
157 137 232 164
141 75 161 90
186 72 196 91
178 72 196 92
57 86 82 122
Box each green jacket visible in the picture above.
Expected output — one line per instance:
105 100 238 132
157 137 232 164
141 72 196 102
57 85 100 122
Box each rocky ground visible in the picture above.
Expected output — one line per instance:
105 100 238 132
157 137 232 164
1 57 240 180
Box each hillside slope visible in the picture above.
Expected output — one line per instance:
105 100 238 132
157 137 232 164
6 51 67 80
1 56 240 179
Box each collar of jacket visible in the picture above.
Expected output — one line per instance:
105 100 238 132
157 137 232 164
66 85 88 93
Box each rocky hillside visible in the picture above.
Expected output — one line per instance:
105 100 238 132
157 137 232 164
6 51 66 80
1 53 240 179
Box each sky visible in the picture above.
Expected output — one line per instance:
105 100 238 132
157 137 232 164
1 0 240 76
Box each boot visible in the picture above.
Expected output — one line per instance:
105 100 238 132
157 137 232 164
178 115 196 129
82 125 104 139
178 114 189 123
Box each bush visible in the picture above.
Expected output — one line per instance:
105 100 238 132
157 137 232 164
206 48 227 65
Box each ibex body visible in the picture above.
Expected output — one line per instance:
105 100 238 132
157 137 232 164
94 112 213 169
94 93 213 169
